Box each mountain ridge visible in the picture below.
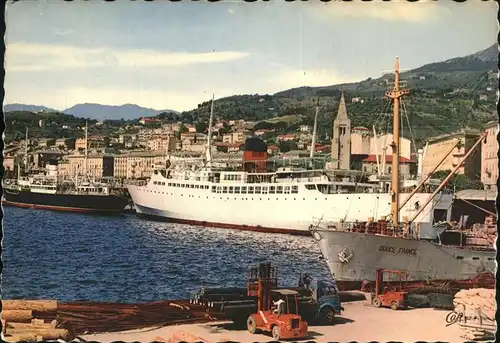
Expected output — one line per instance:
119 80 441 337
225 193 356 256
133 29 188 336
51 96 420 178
3 103 178 120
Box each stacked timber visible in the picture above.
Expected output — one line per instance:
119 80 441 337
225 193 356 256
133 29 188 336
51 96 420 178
452 288 496 341
1 299 217 338
1 300 70 342
57 300 213 335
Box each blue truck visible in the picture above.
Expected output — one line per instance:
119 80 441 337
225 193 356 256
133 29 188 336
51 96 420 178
299 279 344 324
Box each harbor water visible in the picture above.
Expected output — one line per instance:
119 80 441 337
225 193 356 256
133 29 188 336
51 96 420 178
1 206 330 303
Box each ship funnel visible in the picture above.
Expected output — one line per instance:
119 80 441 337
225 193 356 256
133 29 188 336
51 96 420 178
417 148 424 181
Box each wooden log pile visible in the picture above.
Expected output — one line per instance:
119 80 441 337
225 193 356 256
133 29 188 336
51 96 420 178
1 300 70 342
57 300 215 335
1 299 219 339
452 288 496 341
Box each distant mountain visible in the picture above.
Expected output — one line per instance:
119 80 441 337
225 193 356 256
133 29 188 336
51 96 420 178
3 103 59 113
3 102 179 120
63 103 178 120
411 43 498 73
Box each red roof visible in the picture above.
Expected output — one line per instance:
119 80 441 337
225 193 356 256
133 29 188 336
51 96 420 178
315 144 329 151
140 117 161 122
363 155 412 163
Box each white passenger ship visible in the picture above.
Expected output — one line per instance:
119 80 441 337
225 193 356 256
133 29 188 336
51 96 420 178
127 93 450 235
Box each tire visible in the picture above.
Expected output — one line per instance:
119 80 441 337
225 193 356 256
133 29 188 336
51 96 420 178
373 297 382 307
428 293 454 310
407 294 430 308
391 301 399 310
247 315 259 334
272 325 281 340
319 307 336 325
233 318 247 329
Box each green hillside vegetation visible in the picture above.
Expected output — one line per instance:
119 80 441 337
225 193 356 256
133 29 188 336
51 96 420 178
266 114 304 125
3 111 127 141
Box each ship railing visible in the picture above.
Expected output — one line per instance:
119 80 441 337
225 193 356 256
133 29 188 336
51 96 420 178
309 218 421 240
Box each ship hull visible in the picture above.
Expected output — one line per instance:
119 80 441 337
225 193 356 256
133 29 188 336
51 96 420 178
128 181 453 235
2 189 129 214
134 204 310 236
310 229 496 282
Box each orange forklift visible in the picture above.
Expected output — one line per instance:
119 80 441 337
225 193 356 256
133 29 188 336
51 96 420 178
246 263 308 340
371 268 409 310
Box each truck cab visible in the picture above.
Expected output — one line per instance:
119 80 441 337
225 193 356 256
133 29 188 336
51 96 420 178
297 279 343 325
311 280 343 324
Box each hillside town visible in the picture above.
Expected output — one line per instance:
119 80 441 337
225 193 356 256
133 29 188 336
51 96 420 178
3 92 498 194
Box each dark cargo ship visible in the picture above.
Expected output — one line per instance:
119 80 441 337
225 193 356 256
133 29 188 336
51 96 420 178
3 161 129 214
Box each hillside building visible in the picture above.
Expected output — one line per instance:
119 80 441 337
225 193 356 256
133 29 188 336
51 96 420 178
146 135 176 152
67 153 115 179
113 151 167 179
370 133 412 160
481 121 498 191
350 127 371 155
362 155 413 178
422 130 482 181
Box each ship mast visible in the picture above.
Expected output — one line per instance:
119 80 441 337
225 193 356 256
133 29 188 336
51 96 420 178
205 94 215 166
84 121 88 180
385 57 409 226
309 98 321 160
24 127 29 174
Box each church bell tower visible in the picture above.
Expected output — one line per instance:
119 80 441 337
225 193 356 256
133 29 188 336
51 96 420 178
331 91 351 170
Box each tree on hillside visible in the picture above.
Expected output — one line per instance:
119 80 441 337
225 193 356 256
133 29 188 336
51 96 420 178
254 121 275 130
262 132 277 141
431 169 483 191
278 141 298 153
183 113 194 123
274 121 288 132
286 123 300 133
196 121 209 134
144 122 162 129
157 112 175 121
218 126 231 135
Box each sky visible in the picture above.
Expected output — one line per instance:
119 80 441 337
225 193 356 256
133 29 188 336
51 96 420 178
4 0 498 112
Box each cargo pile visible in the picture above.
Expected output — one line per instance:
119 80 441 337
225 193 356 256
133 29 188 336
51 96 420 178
452 288 496 341
1 300 70 342
1 299 217 341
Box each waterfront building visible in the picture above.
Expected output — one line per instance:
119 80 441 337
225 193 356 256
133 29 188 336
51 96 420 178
481 121 499 191
422 130 482 181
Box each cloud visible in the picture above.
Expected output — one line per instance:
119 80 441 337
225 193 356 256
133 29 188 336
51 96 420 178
265 68 361 90
228 8 234 14
5 43 250 72
307 0 446 23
